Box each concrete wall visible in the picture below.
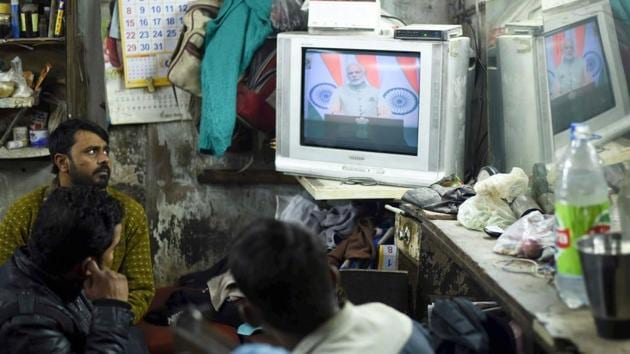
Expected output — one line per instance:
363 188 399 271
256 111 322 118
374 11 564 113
107 123 301 286
0 1 449 287
382 0 450 24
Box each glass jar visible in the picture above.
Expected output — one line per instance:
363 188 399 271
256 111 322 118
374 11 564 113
0 3 10 39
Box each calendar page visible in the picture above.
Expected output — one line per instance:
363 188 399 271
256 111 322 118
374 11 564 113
105 69 192 125
103 1 191 125
118 0 190 88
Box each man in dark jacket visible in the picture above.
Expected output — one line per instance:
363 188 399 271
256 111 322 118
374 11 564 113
0 185 142 353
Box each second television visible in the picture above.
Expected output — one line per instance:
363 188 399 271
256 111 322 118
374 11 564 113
543 0 630 148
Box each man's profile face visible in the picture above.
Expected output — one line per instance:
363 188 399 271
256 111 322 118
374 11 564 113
563 40 575 61
347 64 365 86
67 130 111 188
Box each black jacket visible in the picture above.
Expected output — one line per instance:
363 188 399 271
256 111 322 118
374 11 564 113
0 247 134 353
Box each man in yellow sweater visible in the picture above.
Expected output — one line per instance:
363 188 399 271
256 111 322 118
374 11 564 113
0 119 155 323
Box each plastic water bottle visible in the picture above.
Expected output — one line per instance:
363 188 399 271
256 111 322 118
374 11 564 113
554 123 610 309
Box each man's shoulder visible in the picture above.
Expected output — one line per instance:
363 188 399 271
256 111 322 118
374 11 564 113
106 188 146 216
5 186 48 215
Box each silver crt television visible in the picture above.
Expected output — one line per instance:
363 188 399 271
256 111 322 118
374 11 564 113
497 0 630 171
274 32 470 187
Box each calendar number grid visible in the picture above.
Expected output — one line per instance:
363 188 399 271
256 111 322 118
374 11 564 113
118 0 189 88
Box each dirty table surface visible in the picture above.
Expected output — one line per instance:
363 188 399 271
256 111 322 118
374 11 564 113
424 219 630 353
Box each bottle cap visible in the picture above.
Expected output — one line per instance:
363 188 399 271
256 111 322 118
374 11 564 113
570 123 600 141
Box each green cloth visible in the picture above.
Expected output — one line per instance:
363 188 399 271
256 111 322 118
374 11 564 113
200 0 272 155
0 185 155 324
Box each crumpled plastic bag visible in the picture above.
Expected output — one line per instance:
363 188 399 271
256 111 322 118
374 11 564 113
271 0 307 32
0 57 33 98
475 167 529 203
457 195 516 231
493 211 555 259
457 167 529 231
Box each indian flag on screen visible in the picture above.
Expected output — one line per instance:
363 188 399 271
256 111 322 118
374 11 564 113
303 50 421 131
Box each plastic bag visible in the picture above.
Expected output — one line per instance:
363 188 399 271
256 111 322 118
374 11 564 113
457 167 529 231
474 167 529 204
457 195 516 231
493 211 555 259
0 57 33 98
271 0 307 32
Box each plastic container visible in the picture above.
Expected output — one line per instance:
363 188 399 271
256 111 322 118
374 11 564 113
10 0 18 38
29 129 48 147
0 4 10 38
554 123 610 309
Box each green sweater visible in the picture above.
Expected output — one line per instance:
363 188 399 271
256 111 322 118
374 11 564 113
0 185 155 323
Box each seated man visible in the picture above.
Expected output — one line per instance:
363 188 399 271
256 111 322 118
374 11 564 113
0 186 144 353
228 219 434 354
0 119 154 323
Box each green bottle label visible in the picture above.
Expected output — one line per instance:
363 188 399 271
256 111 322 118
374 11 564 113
555 201 610 276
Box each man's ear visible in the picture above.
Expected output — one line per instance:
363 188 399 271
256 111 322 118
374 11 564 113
238 299 263 327
53 153 70 173
80 257 94 276
328 264 340 288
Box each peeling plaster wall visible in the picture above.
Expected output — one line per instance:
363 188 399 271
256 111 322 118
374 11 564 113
109 123 300 286
0 160 51 218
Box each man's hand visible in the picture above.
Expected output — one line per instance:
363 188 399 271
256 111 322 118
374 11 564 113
83 260 129 302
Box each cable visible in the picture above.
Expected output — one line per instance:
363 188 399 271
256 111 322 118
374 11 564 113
464 21 487 73
493 259 554 279
380 14 406 26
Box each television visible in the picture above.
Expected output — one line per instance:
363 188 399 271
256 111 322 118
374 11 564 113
543 1 630 148
496 0 630 172
275 32 470 187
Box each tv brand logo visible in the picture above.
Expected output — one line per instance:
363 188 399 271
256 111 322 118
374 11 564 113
348 156 364 161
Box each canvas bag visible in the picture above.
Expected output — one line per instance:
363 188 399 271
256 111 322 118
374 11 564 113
429 298 516 354
167 0 222 96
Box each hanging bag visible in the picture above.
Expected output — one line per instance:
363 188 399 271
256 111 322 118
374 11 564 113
167 0 222 96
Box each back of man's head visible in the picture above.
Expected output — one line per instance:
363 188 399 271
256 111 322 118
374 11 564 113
49 119 110 174
28 185 122 274
229 219 337 337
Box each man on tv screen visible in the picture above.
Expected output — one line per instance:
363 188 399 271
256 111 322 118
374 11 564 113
328 63 391 118
554 37 593 97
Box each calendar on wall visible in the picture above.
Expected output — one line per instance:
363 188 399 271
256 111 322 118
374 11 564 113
118 0 190 89
102 1 191 125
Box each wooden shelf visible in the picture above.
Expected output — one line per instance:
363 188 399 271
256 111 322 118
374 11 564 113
296 176 409 200
0 94 39 108
0 38 64 46
0 147 49 159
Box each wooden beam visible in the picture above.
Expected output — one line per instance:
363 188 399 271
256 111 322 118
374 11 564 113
197 169 299 185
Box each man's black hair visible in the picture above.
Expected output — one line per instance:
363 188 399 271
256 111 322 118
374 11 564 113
229 219 337 336
28 186 123 274
49 119 110 174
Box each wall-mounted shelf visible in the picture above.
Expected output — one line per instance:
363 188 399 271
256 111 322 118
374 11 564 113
296 176 409 200
0 38 65 46
0 147 49 159
0 93 39 108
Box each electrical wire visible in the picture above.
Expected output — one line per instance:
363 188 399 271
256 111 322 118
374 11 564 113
380 14 406 26
493 259 554 279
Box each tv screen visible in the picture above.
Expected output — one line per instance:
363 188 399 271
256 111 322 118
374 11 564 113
544 17 616 134
300 48 421 156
